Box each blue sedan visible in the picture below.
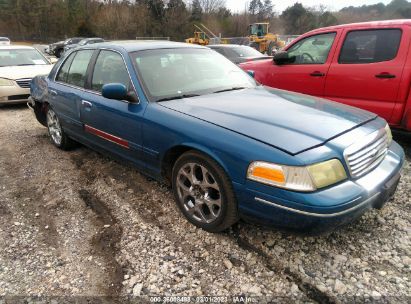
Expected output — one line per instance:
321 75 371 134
28 41 405 233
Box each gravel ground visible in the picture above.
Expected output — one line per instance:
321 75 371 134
0 105 410 303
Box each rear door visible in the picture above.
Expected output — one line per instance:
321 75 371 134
266 32 339 96
324 27 408 121
50 49 94 136
79 49 146 166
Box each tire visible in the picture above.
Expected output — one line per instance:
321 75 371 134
172 151 239 232
249 42 259 51
46 107 76 150
268 41 276 56
55 48 63 58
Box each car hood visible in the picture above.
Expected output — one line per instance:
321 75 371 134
160 87 377 155
0 65 53 80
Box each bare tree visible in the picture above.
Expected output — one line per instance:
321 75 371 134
198 0 226 14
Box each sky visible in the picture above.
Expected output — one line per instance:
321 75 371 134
225 0 393 13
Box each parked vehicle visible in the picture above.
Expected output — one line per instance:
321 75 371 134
47 37 84 58
208 44 270 64
0 37 10 45
63 38 105 54
0 46 53 104
240 20 411 132
29 41 404 233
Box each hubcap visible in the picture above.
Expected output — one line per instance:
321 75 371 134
47 110 62 145
176 163 222 224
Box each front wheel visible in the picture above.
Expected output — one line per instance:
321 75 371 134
46 107 76 150
172 151 239 232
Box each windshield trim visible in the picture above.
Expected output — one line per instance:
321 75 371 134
130 48 256 103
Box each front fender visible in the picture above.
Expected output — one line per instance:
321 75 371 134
176 142 230 174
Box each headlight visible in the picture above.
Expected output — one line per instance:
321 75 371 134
384 123 393 146
247 159 347 192
0 78 14 86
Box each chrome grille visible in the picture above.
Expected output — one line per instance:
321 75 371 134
344 128 389 178
16 78 32 88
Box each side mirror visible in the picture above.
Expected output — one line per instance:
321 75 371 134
102 83 128 100
273 51 295 65
247 70 255 78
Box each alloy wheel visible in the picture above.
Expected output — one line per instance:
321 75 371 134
176 162 222 224
47 109 62 145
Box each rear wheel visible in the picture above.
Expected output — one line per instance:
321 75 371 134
268 41 277 56
46 107 76 150
55 48 63 58
249 42 259 51
172 151 239 232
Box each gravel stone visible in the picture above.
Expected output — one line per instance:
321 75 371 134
0 105 410 302
223 259 233 269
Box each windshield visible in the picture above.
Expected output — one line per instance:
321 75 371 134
131 48 256 101
250 24 268 37
0 38 10 42
0 49 49 67
231 46 265 57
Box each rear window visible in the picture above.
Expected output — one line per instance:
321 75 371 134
230 46 264 57
339 29 402 64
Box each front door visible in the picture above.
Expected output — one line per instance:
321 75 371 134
267 32 338 97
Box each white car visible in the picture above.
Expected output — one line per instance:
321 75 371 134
0 37 10 45
0 45 53 104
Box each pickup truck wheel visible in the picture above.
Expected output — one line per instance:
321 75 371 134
172 151 239 232
46 107 76 150
55 48 63 58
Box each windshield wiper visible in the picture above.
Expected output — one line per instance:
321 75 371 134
156 94 200 102
213 87 247 94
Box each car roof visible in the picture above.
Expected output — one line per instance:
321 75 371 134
82 37 103 41
307 19 411 35
79 40 206 52
0 45 35 50
209 44 249 48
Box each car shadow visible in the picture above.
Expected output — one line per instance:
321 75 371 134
0 103 28 111
393 130 411 161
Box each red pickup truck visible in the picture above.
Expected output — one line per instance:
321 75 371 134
240 20 411 132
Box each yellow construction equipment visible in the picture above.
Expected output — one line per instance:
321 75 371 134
186 24 220 46
248 22 285 55
185 31 209 46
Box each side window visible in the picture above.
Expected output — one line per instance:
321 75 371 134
339 29 402 64
287 32 336 64
91 50 130 92
56 52 76 83
213 48 226 56
66 50 94 88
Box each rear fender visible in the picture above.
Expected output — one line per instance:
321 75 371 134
401 95 411 131
30 75 50 127
30 75 49 103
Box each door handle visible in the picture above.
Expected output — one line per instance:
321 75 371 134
49 89 57 96
375 73 396 79
81 100 92 107
310 72 325 77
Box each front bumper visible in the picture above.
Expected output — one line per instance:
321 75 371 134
236 142 405 233
0 86 30 104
